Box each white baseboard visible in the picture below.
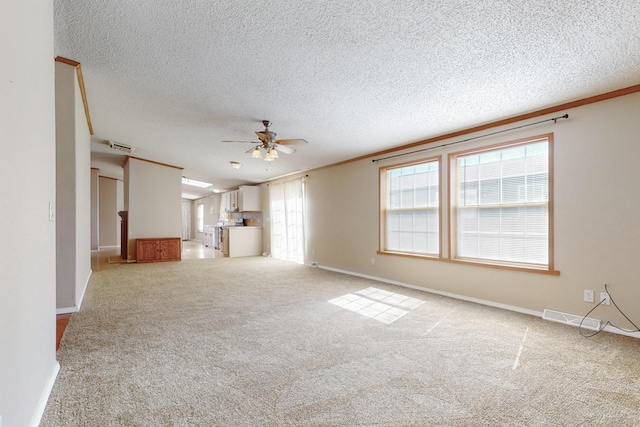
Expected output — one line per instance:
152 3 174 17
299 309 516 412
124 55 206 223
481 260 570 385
56 306 78 315
30 361 60 427
318 264 640 340
98 245 120 249
57 270 92 315
76 269 91 312
318 265 542 318
603 324 640 339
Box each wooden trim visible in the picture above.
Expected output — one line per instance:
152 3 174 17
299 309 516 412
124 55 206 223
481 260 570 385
55 56 94 135
122 155 184 170
547 134 555 272
377 250 560 276
365 84 640 163
447 153 456 260
54 56 80 67
262 83 640 185
447 134 555 274
98 175 121 182
75 64 94 135
378 156 442 257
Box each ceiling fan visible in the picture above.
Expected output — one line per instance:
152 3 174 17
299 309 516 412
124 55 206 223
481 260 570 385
223 120 308 162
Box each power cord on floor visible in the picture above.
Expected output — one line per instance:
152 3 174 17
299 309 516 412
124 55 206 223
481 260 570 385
579 283 640 338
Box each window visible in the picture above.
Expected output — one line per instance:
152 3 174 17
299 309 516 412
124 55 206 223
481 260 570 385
450 135 553 270
380 158 440 257
196 203 204 233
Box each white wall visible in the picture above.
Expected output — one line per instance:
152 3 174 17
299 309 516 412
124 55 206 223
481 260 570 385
55 61 92 312
124 157 182 259
290 91 640 331
0 1 59 425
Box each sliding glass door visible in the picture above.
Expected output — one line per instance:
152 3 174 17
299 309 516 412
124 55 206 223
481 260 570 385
269 178 305 263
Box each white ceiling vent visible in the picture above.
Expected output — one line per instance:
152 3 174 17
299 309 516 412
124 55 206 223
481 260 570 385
107 140 135 154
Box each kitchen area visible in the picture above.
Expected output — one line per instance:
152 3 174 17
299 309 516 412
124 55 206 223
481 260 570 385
198 185 264 258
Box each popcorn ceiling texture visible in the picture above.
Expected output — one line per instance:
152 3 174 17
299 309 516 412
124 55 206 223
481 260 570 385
54 1 640 189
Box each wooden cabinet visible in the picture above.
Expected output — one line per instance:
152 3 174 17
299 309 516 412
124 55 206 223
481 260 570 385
136 237 181 263
238 185 262 211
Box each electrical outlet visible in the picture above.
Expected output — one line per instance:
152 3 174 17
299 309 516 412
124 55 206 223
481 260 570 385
370 257 375 266
600 292 610 306
584 290 594 303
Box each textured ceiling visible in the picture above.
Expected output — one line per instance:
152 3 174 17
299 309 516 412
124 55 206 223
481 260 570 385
54 0 640 199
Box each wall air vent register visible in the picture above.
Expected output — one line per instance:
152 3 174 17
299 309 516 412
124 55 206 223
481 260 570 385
108 140 135 153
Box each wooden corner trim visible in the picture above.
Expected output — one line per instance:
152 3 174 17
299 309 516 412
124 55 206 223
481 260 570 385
55 56 94 135
124 155 184 171
54 56 80 67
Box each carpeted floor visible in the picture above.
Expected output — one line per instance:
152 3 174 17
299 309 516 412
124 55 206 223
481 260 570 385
42 257 640 426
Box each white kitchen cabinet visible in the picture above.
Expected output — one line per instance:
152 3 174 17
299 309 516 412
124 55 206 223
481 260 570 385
238 185 262 211
221 190 239 214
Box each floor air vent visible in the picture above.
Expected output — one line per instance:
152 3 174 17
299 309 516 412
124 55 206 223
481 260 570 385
542 309 601 331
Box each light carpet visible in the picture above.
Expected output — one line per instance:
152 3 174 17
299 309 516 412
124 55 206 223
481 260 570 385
42 257 640 426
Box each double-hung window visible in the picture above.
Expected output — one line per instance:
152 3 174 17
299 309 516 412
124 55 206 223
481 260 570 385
450 135 553 270
380 158 440 257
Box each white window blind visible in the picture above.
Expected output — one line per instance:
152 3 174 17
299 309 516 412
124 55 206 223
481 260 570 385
385 160 440 256
454 138 550 267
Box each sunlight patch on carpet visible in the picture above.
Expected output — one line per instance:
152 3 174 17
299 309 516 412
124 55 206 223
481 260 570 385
328 287 424 324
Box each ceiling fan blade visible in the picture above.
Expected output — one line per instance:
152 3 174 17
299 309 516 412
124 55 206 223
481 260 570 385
255 131 271 143
275 138 308 145
222 140 260 144
274 143 295 154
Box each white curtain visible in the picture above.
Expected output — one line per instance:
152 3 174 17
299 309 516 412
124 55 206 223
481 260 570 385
269 178 305 263
181 201 193 240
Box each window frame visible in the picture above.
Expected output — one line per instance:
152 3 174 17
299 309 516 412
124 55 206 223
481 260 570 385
448 133 557 274
378 156 442 259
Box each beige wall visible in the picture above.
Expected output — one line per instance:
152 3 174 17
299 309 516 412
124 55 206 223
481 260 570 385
99 176 122 247
55 61 92 312
125 157 182 259
0 1 59 425
91 168 99 250
192 194 221 241
267 91 640 334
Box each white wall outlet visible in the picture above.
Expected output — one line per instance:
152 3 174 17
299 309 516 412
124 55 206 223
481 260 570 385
370 257 375 266
600 292 610 306
583 290 594 303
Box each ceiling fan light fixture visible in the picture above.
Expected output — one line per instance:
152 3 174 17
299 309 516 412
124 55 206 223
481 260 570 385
264 150 276 162
251 147 262 158
270 148 278 159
